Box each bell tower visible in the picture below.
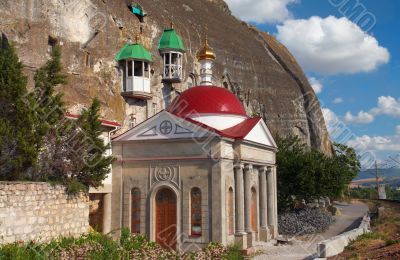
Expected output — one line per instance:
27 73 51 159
197 29 216 86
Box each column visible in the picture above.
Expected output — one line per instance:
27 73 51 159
234 163 245 235
102 193 111 234
267 167 275 229
273 167 278 234
244 164 252 233
259 167 268 229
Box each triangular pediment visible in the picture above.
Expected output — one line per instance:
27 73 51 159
244 120 277 148
113 111 216 141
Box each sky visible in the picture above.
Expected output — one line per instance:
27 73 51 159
225 0 400 169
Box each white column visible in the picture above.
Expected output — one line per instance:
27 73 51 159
234 163 245 235
273 167 278 232
259 167 268 229
102 193 111 234
267 167 274 227
244 164 253 233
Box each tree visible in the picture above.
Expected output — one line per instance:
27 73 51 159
0 43 40 180
31 45 67 180
71 98 115 192
276 135 361 212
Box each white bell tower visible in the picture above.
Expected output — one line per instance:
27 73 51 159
197 32 216 86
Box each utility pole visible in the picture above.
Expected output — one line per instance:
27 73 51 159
375 161 379 189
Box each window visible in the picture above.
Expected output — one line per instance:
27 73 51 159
165 53 171 65
127 60 133 77
134 61 143 76
84 51 91 67
187 74 196 88
227 187 234 235
131 188 141 233
171 53 178 64
152 103 157 115
190 187 202 237
129 115 136 128
47 36 57 54
144 62 149 78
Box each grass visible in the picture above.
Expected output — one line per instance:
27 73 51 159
0 229 243 260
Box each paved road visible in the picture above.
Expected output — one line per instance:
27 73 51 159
252 201 369 260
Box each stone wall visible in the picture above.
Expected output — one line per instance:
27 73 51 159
0 182 89 244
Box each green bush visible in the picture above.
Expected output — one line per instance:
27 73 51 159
0 230 243 260
276 135 360 212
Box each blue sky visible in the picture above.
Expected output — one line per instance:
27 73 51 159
225 0 400 168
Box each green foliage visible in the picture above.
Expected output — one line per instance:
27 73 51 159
223 244 243 260
0 44 113 193
0 43 40 180
350 187 378 199
73 98 115 190
0 231 241 259
276 135 361 212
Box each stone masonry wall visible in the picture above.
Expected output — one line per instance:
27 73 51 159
0 182 89 244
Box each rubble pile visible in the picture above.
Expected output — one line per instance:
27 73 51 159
278 208 334 235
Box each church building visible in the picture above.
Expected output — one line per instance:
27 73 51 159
109 26 279 252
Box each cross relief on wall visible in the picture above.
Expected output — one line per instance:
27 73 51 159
138 120 194 138
149 165 180 189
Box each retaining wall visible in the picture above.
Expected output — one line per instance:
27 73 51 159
317 214 370 258
0 182 89 244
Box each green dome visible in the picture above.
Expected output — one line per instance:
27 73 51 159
158 29 186 52
115 43 153 62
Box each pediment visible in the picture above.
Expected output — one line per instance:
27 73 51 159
113 111 215 141
244 120 277 148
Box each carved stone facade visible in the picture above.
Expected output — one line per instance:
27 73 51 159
110 85 279 251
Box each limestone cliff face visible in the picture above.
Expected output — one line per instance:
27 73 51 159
0 0 332 154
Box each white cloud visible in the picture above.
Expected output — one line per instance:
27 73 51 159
347 135 400 152
344 96 400 124
224 0 298 24
347 135 400 169
333 97 343 104
276 16 390 75
396 125 400 136
370 96 400 118
344 111 374 124
308 77 323 94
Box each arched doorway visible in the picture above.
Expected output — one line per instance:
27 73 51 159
155 187 177 250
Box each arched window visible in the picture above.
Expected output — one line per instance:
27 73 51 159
251 187 257 232
191 187 202 237
227 187 234 235
131 188 141 233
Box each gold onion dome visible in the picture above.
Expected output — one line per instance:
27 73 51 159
197 37 216 61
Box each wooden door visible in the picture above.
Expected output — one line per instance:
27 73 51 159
155 188 177 250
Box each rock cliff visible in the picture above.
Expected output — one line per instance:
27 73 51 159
0 0 332 154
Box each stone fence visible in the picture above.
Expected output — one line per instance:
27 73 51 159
0 182 89 244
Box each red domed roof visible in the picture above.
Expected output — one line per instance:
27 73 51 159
167 86 247 116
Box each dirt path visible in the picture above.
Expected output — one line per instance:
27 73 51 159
252 201 369 260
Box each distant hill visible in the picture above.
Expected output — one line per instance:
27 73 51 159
355 168 400 180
